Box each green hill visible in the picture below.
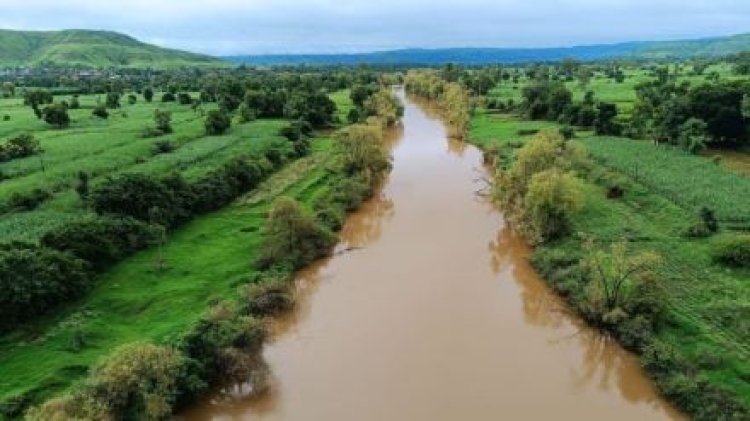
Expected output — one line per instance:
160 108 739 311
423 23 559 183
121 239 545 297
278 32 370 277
0 29 227 68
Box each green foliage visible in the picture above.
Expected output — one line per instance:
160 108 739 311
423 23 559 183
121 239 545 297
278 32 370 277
494 131 588 243
0 244 91 332
204 109 231 135
0 133 41 162
154 109 173 134
521 80 572 121
256 197 336 270
91 104 109 119
41 103 70 128
105 92 120 109
41 216 159 271
678 117 708 154
521 168 583 243
713 235 750 268
144 87 154 102
335 122 391 186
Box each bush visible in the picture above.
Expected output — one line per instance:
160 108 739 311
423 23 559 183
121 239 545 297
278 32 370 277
0 244 91 331
41 216 159 271
0 132 41 162
79 343 186 420
90 173 193 227
8 188 51 210
204 109 231 135
176 304 266 389
91 104 109 119
520 168 583 244
152 140 176 155
161 92 176 102
256 197 337 270
240 278 295 317
41 103 70 128
177 93 193 105
713 235 750 268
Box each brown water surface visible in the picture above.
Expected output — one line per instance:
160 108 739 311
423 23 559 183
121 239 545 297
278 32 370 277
182 90 681 421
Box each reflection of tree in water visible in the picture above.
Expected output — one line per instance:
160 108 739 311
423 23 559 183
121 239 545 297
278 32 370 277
488 225 565 329
570 331 669 411
489 225 675 415
340 194 395 247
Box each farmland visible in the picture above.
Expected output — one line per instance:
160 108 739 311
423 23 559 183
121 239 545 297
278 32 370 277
465 60 750 417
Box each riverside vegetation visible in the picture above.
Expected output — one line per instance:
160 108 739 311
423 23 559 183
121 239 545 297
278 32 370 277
405 60 749 420
0 66 402 419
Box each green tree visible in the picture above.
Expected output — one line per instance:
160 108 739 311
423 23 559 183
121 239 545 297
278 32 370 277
92 104 109 119
678 118 709 154
2 81 15 98
204 109 231 135
42 103 70 128
520 168 583 244
256 197 336 269
105 92 120 109
154 109 173 134
583 239 663 318
143 87 154 103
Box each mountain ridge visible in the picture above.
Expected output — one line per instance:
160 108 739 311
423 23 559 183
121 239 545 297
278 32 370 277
225 33 750 65
0 29 227 68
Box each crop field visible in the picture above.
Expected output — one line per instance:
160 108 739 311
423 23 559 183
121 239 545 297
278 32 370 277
580 136 750 223
0 93 289 242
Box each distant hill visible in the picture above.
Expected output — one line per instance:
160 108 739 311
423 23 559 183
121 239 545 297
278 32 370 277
227 33 750 66
0 29 226 68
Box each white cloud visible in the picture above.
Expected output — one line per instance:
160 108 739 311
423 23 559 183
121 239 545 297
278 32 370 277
0 0 748 54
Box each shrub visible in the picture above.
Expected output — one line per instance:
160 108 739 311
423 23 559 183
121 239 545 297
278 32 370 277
41 103 70 128
8 188 51 210
0 245 91 331
68 343 188 420
41 216 159 271
105 92 120 109
176 303 266 389
91 104 109 119
161 92 176 102
256 197 337 270
240 279 295 317
152 140 176 155
90 173 192 227
204 109 231 135
713 235 750 268
520 168 583 244
177 93 193 105
154 109 173 134
0 132 41 162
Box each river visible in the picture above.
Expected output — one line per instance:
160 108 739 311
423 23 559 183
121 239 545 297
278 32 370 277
181 89 680 420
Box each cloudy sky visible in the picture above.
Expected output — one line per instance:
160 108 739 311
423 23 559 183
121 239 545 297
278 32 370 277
2 0 749 55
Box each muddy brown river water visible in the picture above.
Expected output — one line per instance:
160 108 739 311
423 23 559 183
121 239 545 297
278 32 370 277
182 90 681 420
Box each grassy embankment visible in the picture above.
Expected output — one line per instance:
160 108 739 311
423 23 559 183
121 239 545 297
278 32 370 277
0 91 355 415
470 108 750 414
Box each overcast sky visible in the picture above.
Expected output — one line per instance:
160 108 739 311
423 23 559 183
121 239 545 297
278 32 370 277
2 0 750 55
